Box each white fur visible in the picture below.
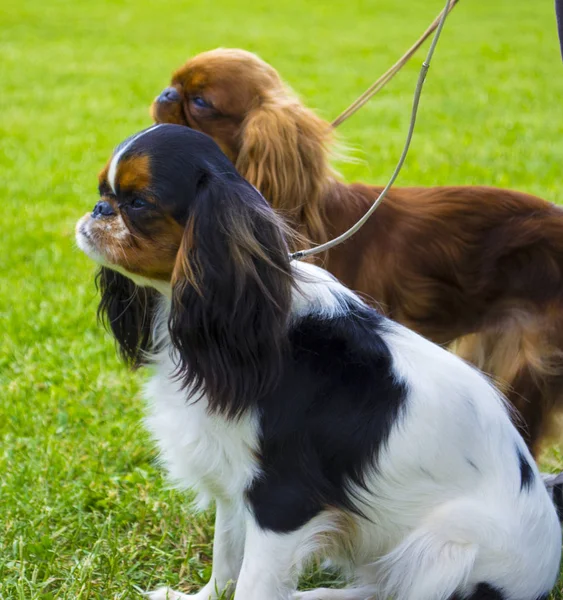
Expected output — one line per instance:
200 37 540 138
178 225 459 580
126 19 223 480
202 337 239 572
143 261 561 599
144 344 260 509
144 312 258 600
233 513 345 600
291 260 357 318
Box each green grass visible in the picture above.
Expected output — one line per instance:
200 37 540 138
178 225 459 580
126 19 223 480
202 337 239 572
1 0 563 597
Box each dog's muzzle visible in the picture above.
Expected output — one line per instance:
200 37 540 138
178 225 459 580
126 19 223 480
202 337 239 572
156 87 181 104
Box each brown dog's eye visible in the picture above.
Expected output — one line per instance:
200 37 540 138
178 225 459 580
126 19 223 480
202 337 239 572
192 96 212 109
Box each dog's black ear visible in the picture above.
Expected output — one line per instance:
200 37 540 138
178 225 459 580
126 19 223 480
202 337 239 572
96 267 157 367
169 174 294 417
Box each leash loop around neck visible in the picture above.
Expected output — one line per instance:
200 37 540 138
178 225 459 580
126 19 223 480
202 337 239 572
289 0 454 262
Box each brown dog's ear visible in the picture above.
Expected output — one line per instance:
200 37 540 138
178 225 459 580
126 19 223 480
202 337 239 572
169 174 294 418
235 96 332 249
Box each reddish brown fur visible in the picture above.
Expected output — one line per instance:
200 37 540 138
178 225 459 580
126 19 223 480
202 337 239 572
151 49 331 243
152 49 563 456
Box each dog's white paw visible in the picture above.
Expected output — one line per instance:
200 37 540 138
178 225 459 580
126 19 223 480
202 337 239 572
293 590 338 600
143 587 191 600
293 589 371 600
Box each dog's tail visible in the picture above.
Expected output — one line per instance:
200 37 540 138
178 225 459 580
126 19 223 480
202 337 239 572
375 499 529 600
376 506 477 600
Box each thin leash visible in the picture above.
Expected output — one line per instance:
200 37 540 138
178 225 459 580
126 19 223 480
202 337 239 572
289 0 454 262
331 0 459 129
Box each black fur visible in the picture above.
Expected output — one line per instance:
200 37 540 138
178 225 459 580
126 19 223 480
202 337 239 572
517 447 534 491
450 582 505 600
553 482 563 522
247 301 408 533
94 124 294 409
450 582 550 600
96 267 157 367
169 172 294 418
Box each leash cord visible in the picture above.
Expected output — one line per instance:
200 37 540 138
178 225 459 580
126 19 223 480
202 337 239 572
331 0 459 129
289 0 453 262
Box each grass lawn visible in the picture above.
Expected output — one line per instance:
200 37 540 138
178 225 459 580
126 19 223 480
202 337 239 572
1 0 563 597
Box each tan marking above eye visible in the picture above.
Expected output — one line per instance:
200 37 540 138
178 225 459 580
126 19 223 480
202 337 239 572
116 154 151 193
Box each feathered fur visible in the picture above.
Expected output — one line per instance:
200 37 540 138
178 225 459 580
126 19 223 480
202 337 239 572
169 173 294 417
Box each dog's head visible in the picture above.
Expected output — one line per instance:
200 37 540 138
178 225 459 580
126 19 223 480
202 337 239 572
151 49 283 162
76 124 293 415
151 48 332 245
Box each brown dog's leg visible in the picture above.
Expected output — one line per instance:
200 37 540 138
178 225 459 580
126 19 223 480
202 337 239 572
506 366 549 455
454 310 563 457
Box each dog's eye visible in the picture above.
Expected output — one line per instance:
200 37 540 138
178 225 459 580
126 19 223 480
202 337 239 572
192 96 211 109
130 197 150 209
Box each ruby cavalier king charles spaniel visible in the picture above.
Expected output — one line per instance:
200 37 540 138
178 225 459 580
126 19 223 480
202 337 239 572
152 48 563 458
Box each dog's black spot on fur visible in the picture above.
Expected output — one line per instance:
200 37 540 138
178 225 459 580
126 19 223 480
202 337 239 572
553 482 563 522
517 447 534 491
247 301 408 533
450 582 506 600
450 582 549 600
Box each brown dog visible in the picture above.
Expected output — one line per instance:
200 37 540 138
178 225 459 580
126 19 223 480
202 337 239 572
151 48 563 457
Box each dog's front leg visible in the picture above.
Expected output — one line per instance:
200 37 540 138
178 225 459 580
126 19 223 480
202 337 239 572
147 500 245 600
233 515 304 600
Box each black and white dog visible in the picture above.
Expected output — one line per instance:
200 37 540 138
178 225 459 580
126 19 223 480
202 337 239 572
76 124 561 600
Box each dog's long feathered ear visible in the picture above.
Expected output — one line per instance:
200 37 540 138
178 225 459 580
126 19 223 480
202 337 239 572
235 95 332 249
96 267 157 368
169 174 294 418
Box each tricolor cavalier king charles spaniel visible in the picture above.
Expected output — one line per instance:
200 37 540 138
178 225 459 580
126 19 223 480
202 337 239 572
152 48 563 457
76 124 560 600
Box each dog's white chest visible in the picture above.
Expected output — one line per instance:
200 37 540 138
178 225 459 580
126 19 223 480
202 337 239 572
143 354 259 506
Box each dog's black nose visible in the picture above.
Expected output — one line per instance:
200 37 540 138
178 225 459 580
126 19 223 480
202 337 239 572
92 200 115 218
157 87 181 103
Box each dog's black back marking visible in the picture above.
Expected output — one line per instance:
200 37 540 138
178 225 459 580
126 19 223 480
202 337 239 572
517 447 534 491
246 302 408 533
